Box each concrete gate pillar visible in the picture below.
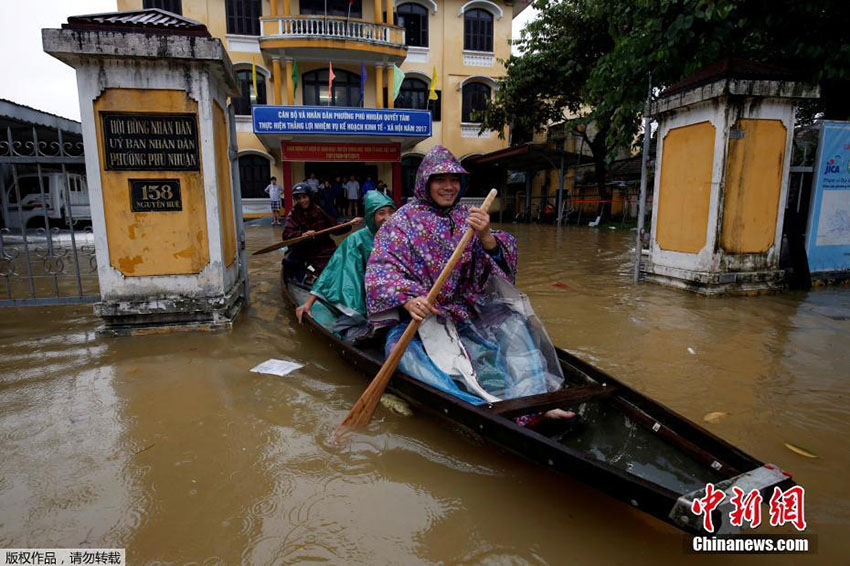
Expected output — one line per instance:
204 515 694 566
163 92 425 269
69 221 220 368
43 9 244 333
646 60 818 294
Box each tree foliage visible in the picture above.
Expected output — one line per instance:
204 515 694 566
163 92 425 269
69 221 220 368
483 0 850 159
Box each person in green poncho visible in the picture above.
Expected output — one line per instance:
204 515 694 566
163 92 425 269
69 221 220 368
295 190 396 340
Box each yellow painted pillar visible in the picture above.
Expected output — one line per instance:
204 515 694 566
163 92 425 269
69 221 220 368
374 0 383 23
269 0 278 17
386 65 394 108
272 57 282 105
375 65 384 109
283 0 291 16
285 59 294 104
389 0 395 25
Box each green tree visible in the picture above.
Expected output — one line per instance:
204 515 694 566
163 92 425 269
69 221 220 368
482 0 850 218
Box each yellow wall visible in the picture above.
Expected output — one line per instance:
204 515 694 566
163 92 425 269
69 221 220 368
719 118 787 254
656 121 716 253
213 101 238 267
94 88 210 276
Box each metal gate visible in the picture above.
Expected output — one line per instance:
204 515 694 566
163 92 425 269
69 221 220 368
0 123 99 307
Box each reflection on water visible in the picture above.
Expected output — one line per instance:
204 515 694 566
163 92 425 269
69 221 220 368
0 222 847 564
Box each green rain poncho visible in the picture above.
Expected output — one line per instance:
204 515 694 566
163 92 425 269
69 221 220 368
310 190 396 318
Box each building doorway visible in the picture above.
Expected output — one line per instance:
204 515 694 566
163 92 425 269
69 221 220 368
303 162 378 186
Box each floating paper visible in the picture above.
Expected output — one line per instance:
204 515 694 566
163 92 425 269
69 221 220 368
250 358 304 377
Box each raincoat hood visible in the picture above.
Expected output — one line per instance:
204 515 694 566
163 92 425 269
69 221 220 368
414 145 468 207
363 190 396 234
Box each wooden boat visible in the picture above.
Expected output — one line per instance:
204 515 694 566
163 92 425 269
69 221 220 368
281 267 793 534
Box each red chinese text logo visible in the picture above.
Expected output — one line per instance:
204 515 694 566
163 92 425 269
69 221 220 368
691 483 726 533
729 486 763 528
691 484 807 532
769 485 807 531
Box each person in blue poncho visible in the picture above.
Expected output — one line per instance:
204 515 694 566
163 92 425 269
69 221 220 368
295 190 396 341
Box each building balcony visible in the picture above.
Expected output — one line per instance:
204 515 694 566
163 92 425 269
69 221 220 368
260 16 408 63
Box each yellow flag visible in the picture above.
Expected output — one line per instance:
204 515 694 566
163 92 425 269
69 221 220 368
428 66 438 101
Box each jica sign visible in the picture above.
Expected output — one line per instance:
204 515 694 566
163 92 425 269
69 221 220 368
130 179 182 212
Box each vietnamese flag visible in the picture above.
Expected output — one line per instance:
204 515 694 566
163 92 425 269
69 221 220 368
328 62 336 106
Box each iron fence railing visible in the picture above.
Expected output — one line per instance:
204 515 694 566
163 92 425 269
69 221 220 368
0 124 98 307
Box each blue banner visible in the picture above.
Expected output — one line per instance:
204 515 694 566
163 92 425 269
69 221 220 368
805 121 850 274
252 106 432 137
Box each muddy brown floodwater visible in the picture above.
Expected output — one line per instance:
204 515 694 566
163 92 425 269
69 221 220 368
1 222 848 565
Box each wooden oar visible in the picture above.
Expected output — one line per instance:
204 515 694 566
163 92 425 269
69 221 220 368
252 218 360 256
334 189 498 438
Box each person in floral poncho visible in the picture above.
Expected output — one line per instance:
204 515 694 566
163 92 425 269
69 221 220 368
364 146 573 421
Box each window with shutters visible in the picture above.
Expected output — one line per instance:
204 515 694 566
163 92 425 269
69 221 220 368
303 69 362 107
463 8 493 52
397 3 428 47
384 82 441 122
226 0 261 35
461 82 490 122
233 69 267 115
300 0 362 18
238 155 271 199
143 0 182 14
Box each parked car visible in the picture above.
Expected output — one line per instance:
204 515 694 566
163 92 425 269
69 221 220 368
3 172 90 230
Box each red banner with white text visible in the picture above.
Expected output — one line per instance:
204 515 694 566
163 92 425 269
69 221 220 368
280 142 401 162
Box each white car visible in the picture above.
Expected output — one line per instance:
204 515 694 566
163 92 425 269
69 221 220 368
3 172 90 230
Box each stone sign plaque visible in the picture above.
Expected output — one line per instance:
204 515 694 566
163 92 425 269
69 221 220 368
102 112 200 171
130 179 182 212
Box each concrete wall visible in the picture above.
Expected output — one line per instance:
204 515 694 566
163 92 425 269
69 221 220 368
75 57 239 300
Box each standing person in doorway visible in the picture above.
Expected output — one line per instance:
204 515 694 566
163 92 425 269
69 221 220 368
360 175 376 216
306 172 320 192
344 174 360 217
318 178 338 219
332 176 346 217
361 175 376 198
376 179 389 196
264 176 282 225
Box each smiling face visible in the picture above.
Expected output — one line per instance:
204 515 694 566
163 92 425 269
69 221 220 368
373 206 394 230
294 194 310 209
428 173 461 207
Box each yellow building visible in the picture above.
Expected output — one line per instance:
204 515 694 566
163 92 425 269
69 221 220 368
118 0 517 213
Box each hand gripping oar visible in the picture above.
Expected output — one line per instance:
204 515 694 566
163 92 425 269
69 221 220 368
334 189 498 439
252 218 360 256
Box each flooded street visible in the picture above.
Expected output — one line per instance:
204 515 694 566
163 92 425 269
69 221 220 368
1 222 848 564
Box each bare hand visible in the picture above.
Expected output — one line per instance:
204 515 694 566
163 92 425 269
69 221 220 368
352 217 364 225
468 207 496 249
302 230 316 237
404 296 438 321
295 304 309 323
467 207 491 234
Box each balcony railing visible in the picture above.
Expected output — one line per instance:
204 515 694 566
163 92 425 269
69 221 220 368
262 16 406 48
263 16 404 48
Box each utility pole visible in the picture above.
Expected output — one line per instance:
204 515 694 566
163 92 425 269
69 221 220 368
634 75 653 283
